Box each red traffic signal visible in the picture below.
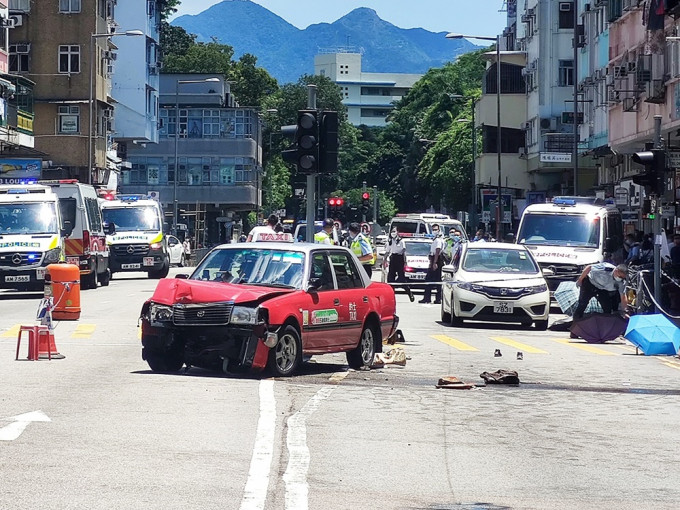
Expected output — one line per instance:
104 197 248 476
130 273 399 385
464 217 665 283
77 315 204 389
328 197 344 207
361 192 370 200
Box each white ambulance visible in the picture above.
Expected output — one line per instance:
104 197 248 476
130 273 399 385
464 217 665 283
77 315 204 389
100 194 170 279
0 184 65 290
516 196 624 291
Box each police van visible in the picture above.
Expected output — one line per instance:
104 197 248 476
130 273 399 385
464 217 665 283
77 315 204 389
516 196 624 291
389 213 467 239
0 184 65 290
100 194 169 279
40 179 112 289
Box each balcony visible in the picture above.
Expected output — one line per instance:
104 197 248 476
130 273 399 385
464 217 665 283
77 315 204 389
543 133 575 153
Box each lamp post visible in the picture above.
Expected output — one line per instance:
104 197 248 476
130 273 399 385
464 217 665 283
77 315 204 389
172 77 221 235
88 30 143 186
457 99 478 231
446 32 502 241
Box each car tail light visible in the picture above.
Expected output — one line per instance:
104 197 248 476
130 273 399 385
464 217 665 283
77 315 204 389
404 265 414 272
83 230 90 254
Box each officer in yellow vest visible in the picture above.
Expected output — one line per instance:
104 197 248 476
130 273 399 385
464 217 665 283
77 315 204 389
348 222 375 278
314 218 335 245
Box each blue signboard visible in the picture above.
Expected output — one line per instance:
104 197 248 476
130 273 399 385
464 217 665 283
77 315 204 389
0 159 41 184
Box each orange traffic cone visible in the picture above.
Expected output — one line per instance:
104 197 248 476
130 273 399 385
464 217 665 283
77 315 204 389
38 330 65 360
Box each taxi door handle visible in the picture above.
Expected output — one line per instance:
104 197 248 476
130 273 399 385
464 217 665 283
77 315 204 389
362 296 368 303
334 298 341 306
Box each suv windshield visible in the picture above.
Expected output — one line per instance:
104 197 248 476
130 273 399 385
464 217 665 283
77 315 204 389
192 248 305 289
102 206 160 231
463 248 539 273
0 202 58 235
517 213 600 247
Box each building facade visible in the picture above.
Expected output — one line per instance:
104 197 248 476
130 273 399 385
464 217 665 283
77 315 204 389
314 50 422 127
119 74 262 246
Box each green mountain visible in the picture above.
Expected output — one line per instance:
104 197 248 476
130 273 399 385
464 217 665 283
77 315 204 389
172 0 480 84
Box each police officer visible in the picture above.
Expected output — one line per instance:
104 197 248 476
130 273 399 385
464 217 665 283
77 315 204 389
348 222 375 278
314 218 335 245
384 226 414 301
419 223 445 304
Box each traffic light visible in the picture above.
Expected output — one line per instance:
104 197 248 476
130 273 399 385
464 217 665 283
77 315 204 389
328 197 344 216
319 111 338 173
361 191 370 215
280 109 319 173
631 147 665 196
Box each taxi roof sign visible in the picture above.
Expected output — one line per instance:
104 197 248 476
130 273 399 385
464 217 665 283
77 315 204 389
255 232 294 243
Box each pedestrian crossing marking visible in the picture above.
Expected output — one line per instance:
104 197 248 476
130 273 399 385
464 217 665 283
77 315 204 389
553 339 616 355
431 334 478 351
71 324 96 338
489 336 548 354
1 324 21 338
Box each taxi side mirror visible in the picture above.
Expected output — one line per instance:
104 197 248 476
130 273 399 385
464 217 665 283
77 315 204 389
307 278 323 292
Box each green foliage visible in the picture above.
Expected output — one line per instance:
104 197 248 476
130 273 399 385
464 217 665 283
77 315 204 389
231 54 278 109
159 0 181 21
163 37 234 74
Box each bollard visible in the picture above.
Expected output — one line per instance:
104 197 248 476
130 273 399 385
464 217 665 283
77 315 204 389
45 263 81 320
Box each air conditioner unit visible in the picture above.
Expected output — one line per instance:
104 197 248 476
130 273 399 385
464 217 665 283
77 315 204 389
627 61 637 73
103 51 117 61
559 2 572 12
614 65 627 77
520 121 531 130
593 69 603 80
149 65 159 75
1 17 16 28
8 15 22 27
540 117 557 130
608 88 621 103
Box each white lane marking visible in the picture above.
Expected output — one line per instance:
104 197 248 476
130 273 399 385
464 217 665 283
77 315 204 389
239 380 276 510
328 371 349 383
283 386 335 510
0 410 51 441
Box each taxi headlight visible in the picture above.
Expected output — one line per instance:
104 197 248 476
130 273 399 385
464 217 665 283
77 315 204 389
526 283 548 294
230 306 258 325
150 242 163 250
150 303 174 322
44 248 61 263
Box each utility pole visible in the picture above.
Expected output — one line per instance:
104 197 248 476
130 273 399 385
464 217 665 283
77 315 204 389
305 85 317 243
652 115 662 311
362 181 367 223
372 185 378 246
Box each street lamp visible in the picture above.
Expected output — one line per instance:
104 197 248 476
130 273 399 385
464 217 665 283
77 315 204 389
457 100 478 230
446 32 502 241
88 29 144 185
172 77 221 235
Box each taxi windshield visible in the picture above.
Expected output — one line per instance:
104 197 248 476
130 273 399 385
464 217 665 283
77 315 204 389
192 247 305 289
0 202 58 235
462 248 539 273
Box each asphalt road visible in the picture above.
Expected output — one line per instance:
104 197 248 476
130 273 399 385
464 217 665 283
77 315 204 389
1 269 679 510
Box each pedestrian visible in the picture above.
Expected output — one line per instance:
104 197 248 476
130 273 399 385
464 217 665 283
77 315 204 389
624 233 640 264
383 226 414 301
443 229 463 266
246 214 278 242
419 223 445 304
314 218 335 245
182 237 191 263
348 222 375 278
473 228 486 242
573 262 629 321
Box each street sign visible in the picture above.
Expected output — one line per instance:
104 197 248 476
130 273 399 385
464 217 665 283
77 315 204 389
614 187 629 206
539 153 572 163
148 190 160 201
668 151 680 168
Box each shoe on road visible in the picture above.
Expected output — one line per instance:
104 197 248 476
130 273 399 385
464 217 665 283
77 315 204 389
418 299 431 304
494 349 502 357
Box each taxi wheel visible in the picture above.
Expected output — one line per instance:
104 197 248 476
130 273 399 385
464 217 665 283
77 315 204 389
144 347 184 373
347 322 378 369
268 325 301 377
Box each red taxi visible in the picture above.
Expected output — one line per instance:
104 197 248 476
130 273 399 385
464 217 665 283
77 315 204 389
139 233 398 376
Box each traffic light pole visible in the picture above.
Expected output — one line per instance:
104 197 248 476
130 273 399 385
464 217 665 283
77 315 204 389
372 185 378 246
652 115 662 311
362 181 367 223
305 85 317 243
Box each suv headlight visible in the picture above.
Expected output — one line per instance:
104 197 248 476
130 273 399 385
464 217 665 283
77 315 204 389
230 306 258 325
44 248 61 264
150 303 174 322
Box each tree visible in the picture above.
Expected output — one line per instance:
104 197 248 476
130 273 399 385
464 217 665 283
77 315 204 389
162 37 234 75
231 53 278 109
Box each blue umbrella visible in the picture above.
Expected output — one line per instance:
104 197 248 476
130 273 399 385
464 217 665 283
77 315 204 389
624 314 680 355
554 281 603 316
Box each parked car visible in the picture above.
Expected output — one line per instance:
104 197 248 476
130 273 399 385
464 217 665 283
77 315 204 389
381 236 432 283
440 242 550 329
166 235 186 267
139 239 399 376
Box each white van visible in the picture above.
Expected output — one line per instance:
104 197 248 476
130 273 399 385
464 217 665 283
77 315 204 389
389 213 467 239
0 184 65 290
100 194 169 279
41 179 112 289
516 196 624 291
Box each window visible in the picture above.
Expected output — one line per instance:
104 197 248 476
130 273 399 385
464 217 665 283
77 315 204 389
310 253 334 291
58 106 79 133
559 60 574 87
558 2 574 29
9 44 30 73
330 252 364 289
59 0 81 13
59 45 80 74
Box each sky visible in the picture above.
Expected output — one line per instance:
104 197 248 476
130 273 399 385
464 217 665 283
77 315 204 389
170 0 507 41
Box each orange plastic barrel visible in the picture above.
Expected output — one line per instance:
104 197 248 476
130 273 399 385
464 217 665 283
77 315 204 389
45 263 81 320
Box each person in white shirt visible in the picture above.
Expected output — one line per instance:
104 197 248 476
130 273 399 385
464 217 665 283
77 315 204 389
419 224 445 304
384 227 414 302
246 214 278 242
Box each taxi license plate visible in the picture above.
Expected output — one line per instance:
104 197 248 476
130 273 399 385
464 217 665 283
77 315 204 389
408 273 426 280
493 301 514 314
122 263 141 269
143 257 155 266
5 275 30 283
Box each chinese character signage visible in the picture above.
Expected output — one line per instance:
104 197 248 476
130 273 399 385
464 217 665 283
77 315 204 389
539 153 572 163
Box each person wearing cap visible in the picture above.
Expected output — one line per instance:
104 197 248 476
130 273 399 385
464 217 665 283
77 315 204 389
384 226 414 302
419 224 446 304
246 214 278 242
574 262 629 320
348 222 375 278
314 218 335 245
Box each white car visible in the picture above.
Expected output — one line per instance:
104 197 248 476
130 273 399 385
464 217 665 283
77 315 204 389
166 235 187 267
381 237 431 282
440 242 550 329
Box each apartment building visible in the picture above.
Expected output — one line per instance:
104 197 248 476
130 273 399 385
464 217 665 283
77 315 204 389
314 50 422 127
0 0 37 184
119 74 262 246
